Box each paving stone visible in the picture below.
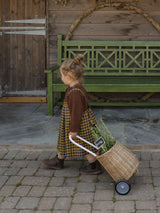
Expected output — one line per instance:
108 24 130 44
92 211 113 213
54 165 79 177
153 177 160 186
18 168 37 176
114 201 135 213
136 211 157 213
18 210 34 213
79 174 99 182
157 198 160 206
92 201 114 211
98 172 113 182
0 176 8 188
137 167 151 176
28 186 46 197
154 186 160 197
22 176 50 186
35 168 54 177
26 151 40 160
50 211 68 213
38 197 56 210
5 176 23 185
151 168 160 176
0 167 7 175
150 160 160 168
73 192 94 204
3 167 20 176
0 160 12 167
95 182 114 190
134 176 153 184
76 182 95 192
14 151 29 160
37 151 53 160
4 150 19 160
152 152 160 160
44 187 74 197
0 185 16 196
0 197 20 209
136 200 157 210
139 160 149 168
115 184 155 201
13 186 31 196
64 177 77 187
27 160 41 168
0 150 8 159
16 197 40 210
141 152 152 160
70 204 91 213
49 177 65 186
54 197 72 210
94 189 114 201
0 210 18 213
11 160 28 168
0 196 3 203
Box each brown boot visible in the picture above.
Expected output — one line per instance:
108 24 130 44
80 160 102 175
43 155 64 169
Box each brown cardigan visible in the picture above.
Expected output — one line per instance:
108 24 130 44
65 83 88 133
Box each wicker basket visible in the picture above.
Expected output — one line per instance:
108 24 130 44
96 141 139 182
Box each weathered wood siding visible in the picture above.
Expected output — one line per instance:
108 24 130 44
47 0 160 67
0 0 46 94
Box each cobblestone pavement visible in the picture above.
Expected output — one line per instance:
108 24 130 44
0 149 160 213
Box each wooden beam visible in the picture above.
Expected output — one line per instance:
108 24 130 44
0 97 47 103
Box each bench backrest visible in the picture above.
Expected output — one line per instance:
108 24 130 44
57 35 160 78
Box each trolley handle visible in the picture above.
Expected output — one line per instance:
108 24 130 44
69 135 97 157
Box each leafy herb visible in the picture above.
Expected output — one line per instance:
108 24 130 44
91 118 116 153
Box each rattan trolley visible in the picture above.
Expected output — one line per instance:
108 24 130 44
69 135 139 195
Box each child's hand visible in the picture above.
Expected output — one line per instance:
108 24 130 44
69 132 78 139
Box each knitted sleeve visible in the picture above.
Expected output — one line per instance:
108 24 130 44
67 89 88 132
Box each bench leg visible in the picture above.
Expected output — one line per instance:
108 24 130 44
47 72 54 116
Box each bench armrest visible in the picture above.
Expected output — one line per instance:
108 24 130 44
44 65 60 74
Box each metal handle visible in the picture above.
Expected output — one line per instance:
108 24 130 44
69 135 97 157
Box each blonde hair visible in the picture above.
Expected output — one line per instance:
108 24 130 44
60 54 84 83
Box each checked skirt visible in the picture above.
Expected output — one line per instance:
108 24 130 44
57 101 97 158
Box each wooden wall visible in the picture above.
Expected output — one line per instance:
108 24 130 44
0 0 46 94
47 0 160 67
0 0 160 94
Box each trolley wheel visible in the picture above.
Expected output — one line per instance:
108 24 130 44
115 179 131 195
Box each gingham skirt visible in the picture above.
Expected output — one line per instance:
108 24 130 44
57 102 97 158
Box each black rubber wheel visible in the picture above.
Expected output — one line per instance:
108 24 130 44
115 179 131 195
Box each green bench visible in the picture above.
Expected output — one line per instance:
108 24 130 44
45 34 160 115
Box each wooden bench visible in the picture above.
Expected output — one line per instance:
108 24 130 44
45 34 160 115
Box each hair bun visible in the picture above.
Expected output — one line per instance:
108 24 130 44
73 54 84 65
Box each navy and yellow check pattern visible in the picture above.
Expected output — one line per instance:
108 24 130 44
57 89 97 158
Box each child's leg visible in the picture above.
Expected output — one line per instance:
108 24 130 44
43 152 65 169
80 154 102 175
58 152 65 160
85 154 96 163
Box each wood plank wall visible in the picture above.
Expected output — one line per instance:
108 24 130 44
0 0 46 93
47 0 160 67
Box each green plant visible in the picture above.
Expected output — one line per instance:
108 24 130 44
91 118 116 153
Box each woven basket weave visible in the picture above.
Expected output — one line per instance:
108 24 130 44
96 141 139 182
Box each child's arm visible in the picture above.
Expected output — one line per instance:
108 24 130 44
68 89 87 134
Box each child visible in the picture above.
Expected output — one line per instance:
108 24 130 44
43 54 102 175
